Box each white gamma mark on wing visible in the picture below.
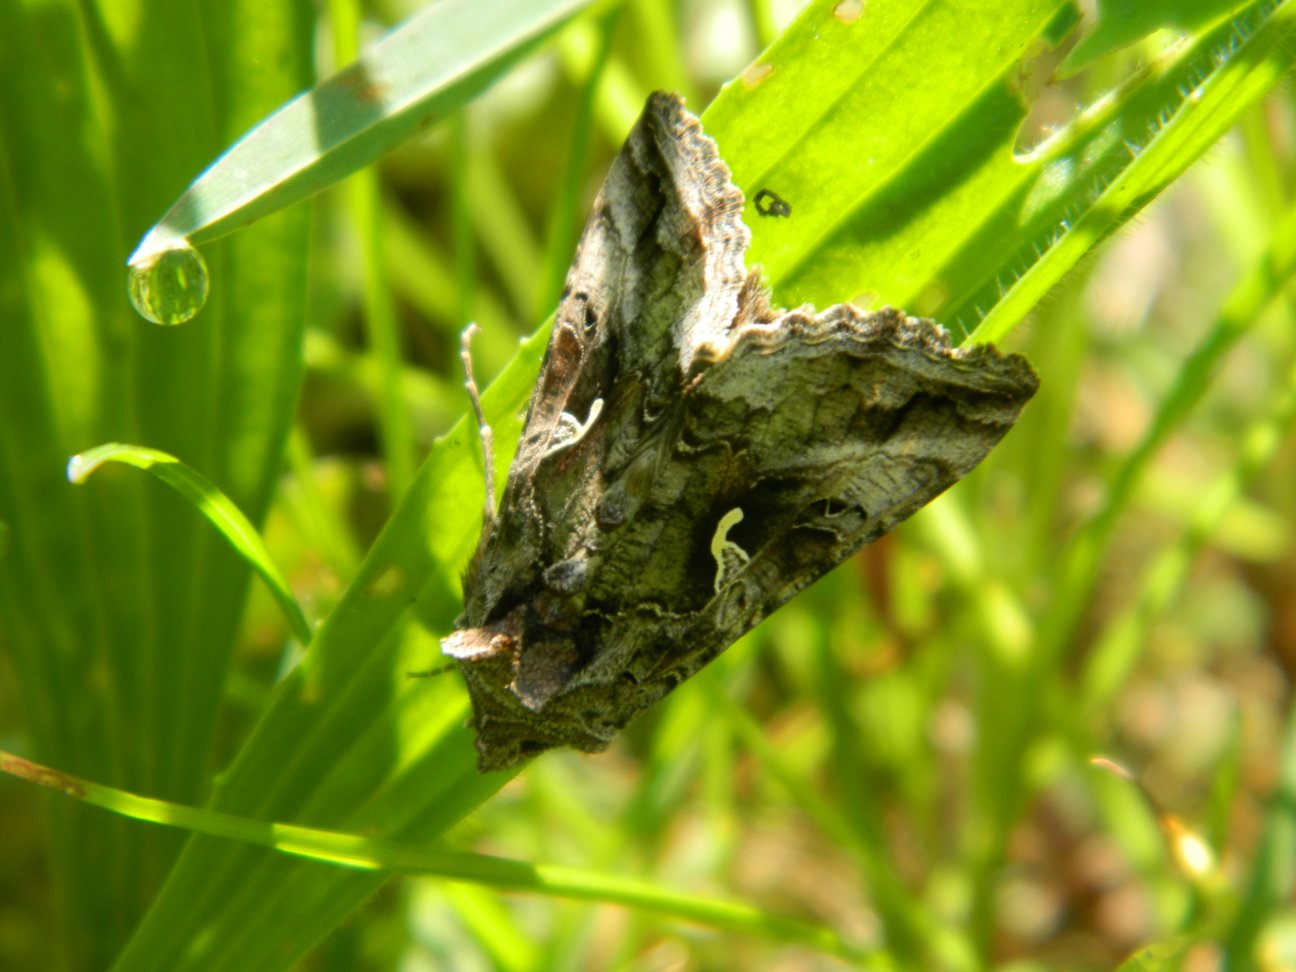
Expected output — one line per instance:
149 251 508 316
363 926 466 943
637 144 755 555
710 507 751 593
543 398 605 458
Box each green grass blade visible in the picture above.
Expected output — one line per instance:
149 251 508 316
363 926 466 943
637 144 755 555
129 0 592 261
0 749 871 964
704 0 1077 330
973 0 1296 343
702 0 1295 344
68 443 312 647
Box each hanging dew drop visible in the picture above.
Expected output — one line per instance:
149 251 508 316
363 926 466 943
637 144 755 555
127 241 210 325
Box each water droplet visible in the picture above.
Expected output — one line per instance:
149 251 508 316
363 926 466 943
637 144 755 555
127 241 209 325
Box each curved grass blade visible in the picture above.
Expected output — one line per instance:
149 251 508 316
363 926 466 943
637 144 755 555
68 444 312 647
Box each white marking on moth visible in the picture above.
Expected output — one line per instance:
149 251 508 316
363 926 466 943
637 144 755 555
710 507 751 593
543 398 604 458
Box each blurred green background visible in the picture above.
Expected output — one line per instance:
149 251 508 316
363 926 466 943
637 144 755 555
1 0 1294 969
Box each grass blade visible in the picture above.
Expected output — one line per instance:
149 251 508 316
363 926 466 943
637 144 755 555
128 0 592 262
68 444 312 647
0 749 872 964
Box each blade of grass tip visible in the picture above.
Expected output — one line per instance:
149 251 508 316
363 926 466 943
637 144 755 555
127 0 593 265
0 750 873 965
67 444 312 647
971 0 1296 345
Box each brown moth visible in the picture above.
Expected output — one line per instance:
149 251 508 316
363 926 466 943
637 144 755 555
443 92 1038 771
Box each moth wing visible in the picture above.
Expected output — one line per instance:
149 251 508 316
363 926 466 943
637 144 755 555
583 306 1039 686
466 91 750 622
513 90 749 470
444 90 1040 773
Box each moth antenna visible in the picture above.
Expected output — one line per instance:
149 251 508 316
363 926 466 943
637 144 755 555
459 324 497 539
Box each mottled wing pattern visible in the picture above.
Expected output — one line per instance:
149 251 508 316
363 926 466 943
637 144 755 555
457 91 748 632
442 93 1039 771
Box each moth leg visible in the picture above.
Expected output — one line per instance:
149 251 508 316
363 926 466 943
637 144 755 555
459 323 497 536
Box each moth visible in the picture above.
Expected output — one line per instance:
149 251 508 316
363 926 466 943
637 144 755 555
443 92 1039 771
